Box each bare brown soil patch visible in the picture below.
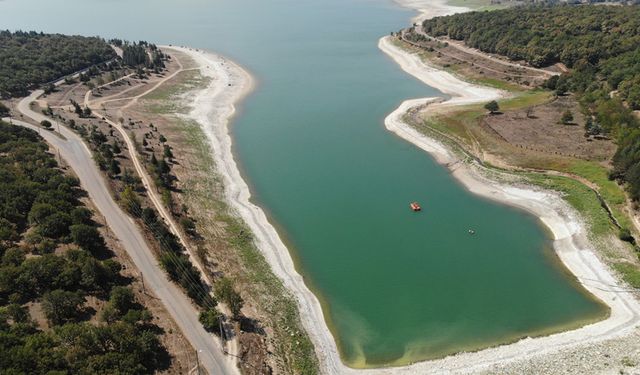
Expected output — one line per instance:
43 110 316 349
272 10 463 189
238 330 271 375
484 95 616 161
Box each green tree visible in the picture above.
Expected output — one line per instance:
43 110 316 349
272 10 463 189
37 212 71 238
214 278 244 319
2 248 25 267
158 159 170 174
484 100 499 114
108 158 121 176
120 186 141 215
109 287 135 314
161 190 173 211
561 110 574 125
199 308 222 334
43 83 55 94
28 203 56 225
619 227 635 243
0 102 9 116
70 207 93 225
3 303 29 323
163 144 173 159
101 286 136 322
70 224 105 254
0 122 169 374
180 217 196 235
71 100 83 116
0 218 19 244
40 120 52 129
41 290 84 325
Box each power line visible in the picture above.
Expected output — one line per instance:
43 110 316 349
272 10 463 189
127 203 216 309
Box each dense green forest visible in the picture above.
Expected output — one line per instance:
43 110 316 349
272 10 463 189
422 5 640 199
0 121 169 374
0 30 116 97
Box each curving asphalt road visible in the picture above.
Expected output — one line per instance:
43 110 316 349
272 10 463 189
6 91 240 375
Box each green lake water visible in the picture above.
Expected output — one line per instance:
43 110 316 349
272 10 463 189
0 0 607 366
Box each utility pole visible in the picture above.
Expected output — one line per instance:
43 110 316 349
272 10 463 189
195 349 200 375
140 272 145 294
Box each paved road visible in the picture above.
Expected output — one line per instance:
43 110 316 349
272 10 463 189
8 92 240 375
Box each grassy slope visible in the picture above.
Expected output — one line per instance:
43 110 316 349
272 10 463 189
142 69 319 374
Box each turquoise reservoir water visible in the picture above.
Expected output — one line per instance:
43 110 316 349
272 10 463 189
0 0 607 366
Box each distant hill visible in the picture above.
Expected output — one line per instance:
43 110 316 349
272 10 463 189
0 30 116 98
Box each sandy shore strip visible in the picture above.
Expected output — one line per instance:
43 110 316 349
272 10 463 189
394 0 470 24
164 46 344 373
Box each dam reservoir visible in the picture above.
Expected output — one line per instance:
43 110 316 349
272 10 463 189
0 0 607 366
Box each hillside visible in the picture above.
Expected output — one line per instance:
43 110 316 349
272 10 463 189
0 121 172 374
422 4 640 198
0 30 116 97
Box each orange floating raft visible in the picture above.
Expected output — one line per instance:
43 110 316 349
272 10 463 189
410 202 421 212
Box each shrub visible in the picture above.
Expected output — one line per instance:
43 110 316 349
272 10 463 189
199 308 222 334
484 100 499 114
619 227 635 244
561 110 574 125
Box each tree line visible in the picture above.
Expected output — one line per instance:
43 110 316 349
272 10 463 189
0 30 116 98
0 121 169 374
422 4 640 200
118 40 166 71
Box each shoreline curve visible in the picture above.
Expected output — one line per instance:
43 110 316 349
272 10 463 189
164 46 343 373
378 0 640 372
